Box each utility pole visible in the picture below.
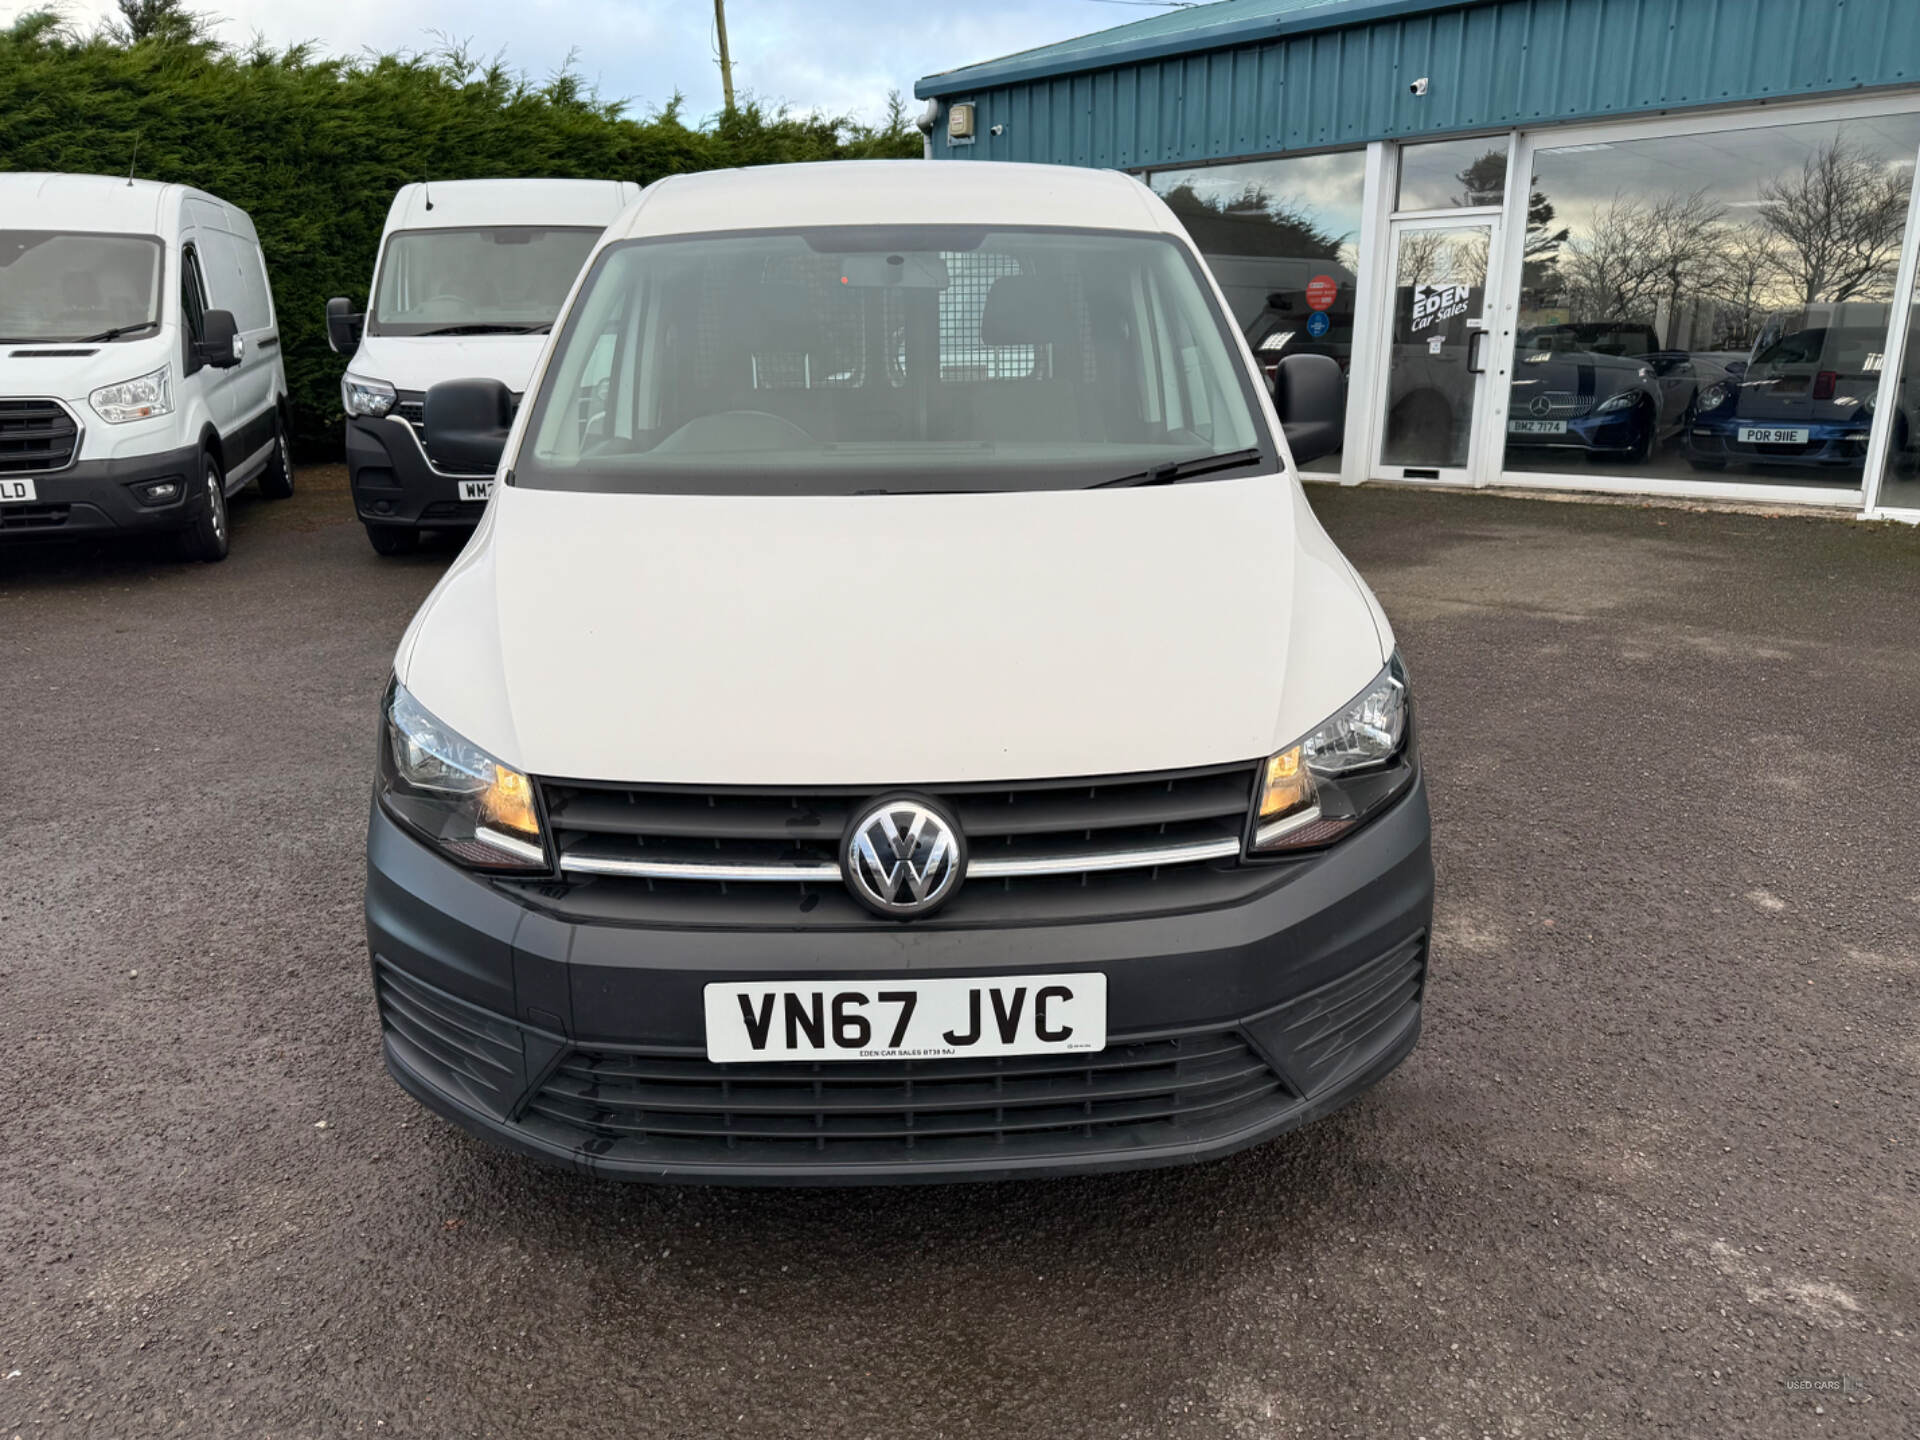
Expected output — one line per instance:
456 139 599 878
714 0 736 113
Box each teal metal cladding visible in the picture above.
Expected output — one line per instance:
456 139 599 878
920 0 1920 169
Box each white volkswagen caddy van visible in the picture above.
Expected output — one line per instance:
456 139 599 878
0 174 293 560
367 162 1432 1184
326 178 641 556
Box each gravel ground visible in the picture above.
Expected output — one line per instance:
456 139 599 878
2 468 1916 1438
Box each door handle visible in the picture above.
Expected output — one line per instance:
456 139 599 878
1467 330 1489 374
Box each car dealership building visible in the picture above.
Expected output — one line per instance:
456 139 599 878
916 0 1920 519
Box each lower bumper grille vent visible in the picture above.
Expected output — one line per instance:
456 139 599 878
522 1031 1289 1167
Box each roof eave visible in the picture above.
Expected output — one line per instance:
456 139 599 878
914 0 1480 99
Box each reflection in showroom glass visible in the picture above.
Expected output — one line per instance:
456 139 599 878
1150 151 1366 472
1508 113 1920 488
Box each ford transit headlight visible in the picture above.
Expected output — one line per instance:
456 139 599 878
1249 656 1413 854
342 373 397 418
378 680 547 871
90 365 172 423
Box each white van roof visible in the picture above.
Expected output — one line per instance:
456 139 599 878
0 172 221 234
384 178 642 232
613 161 1167 239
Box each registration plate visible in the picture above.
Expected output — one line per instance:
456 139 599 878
0 477 37 503
1737 426 1809 445
1508 419 1566 435
703 973 1107 1063
457 479 493 502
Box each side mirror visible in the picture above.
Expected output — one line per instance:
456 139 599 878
1273 353 1343 466
198 308 242 370
424 378 515 475
325 296 363 355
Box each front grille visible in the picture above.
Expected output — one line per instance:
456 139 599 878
1531 391 1593 417
0 503 71 531
536 763 1265 927
393 389 519 475
0 399 79 474
522 1030 1289 1167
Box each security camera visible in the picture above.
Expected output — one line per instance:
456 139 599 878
1409 77 1430 96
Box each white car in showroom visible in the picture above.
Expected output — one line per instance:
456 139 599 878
366 160 1433 1184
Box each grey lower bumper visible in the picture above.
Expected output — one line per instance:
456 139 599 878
365 778 1435 1184
0 443 207 540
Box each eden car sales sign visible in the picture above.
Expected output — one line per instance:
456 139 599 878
1411 282 1470 334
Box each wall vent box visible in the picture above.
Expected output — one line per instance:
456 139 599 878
948 103 976 141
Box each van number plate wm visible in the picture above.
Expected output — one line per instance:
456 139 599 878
457 480 493 502
703 974 1107 1063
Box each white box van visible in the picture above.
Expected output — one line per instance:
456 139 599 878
0 174 293 561
325 178 641 556
365 162 1433 1185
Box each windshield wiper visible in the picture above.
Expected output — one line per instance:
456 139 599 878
415 322 552 336
1091 447 1266 489
0 322 158 344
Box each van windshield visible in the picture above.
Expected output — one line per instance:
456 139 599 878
0 231 164 343
370 226 601 336
516 225 1272 495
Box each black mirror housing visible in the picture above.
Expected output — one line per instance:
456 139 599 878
325 296 363 355
424 378 515 475
198 308 242 370
1273 353 1344 467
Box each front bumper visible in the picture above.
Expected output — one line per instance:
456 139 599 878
0 441 209 542
345 416 488 531
366 778 1434 1184
1687 419 1871 469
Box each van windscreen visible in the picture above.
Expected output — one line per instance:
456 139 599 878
0 232 164 343
516 225 1272 496
370 227 602 336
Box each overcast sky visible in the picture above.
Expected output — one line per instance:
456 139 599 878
23 0 1169 124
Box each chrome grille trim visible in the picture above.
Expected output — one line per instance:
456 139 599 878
559 834 1244 883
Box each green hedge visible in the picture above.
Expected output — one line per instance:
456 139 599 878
0 11 920 451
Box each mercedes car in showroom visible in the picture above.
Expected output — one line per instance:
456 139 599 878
365 160 1433 1184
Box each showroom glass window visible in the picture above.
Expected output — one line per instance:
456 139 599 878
1870 287 1920 510
1396 137 1509 212
1150 151 1366 472
1508 113 1920 489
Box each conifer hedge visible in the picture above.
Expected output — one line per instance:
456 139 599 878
0 10 921 450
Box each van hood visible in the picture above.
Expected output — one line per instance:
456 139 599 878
0 336 174 404
397 477 1390 786
348 333 551 394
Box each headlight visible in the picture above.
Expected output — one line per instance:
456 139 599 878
1697 381 1734 411
1595 389 1640 413
342 373 397 418
1250 656 1413 854
89 365 172 423
378 680 547 871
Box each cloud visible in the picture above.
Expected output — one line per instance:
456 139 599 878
25 0 1118 124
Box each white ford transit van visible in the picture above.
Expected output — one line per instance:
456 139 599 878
0 174 293 561
367 162 1432 1184
325 178 641 556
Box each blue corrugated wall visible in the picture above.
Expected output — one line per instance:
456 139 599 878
925 0 1920 169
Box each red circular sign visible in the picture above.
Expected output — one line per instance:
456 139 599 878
1305 275 1338 311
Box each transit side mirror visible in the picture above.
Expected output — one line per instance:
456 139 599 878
424 378 515 475
1273 353 1344 467
325 296 364 355
198 308 243 370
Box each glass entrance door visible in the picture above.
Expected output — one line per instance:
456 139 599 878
1374 218 1500 483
